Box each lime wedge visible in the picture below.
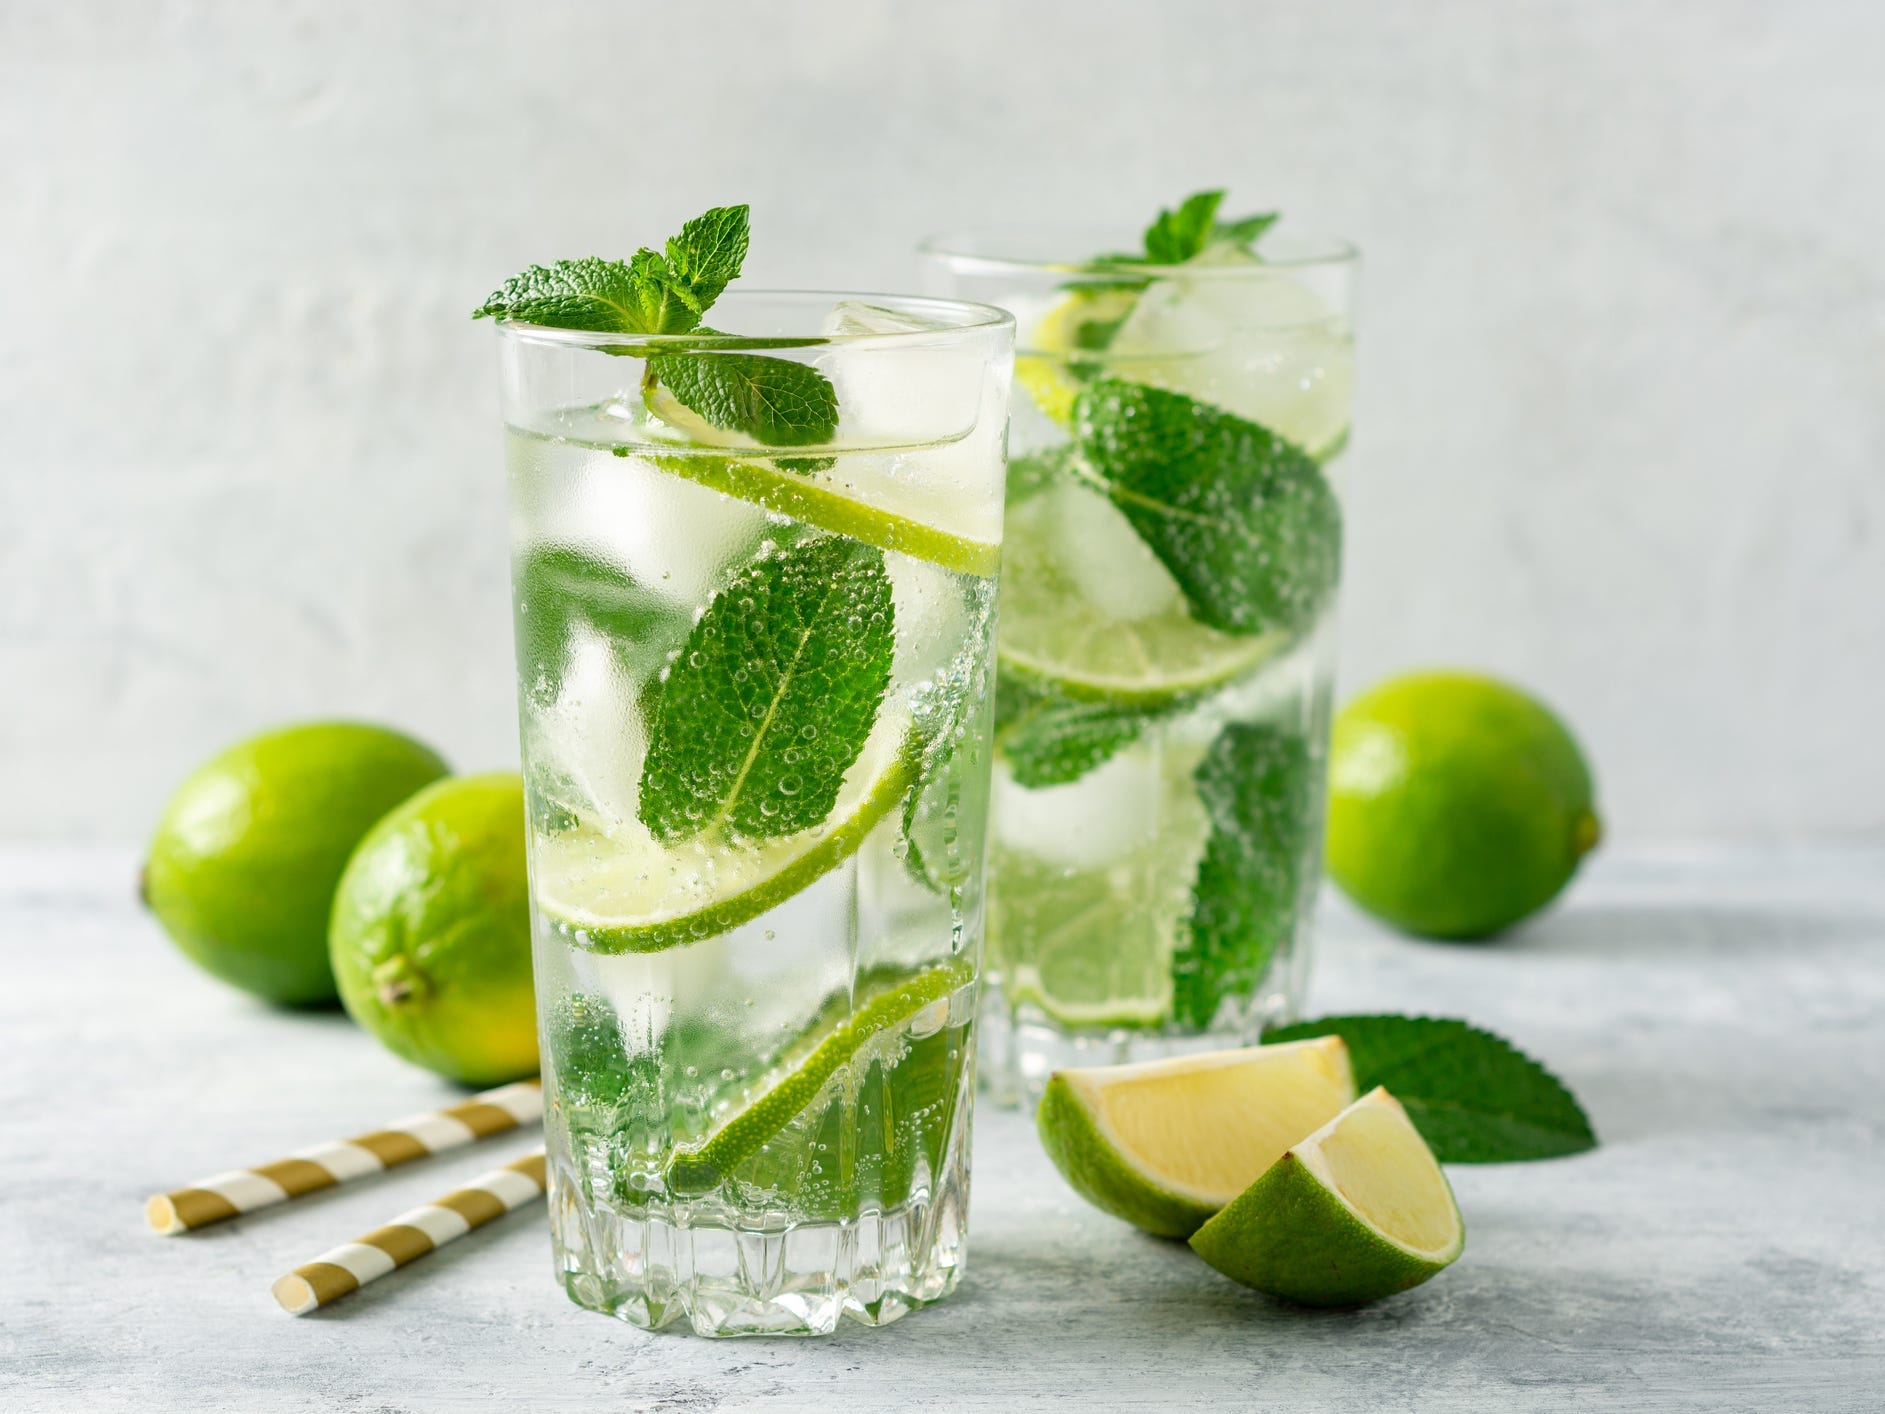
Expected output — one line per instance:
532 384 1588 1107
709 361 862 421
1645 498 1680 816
991 739 1212 1028
666 958 974 1194
1190 1087 1466 1306
534 714 915 954
1036 1037 1356 1237
997 482 1286 706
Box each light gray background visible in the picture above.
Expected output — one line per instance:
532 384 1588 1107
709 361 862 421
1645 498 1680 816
4 0 1881 844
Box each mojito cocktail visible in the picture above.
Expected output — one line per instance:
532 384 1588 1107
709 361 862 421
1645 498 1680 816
925 195 1355 1103
485 219 1013 1336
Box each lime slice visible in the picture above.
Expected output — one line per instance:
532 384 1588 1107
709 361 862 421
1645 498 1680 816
991 739 1212 1028
998 482 1286 706
642 384 999 578
648 453 998 578
1190 1087 1466 1306
534 714 916 954
666 958 974 1194
1036 1037 1356 1237
1015 286 1140 426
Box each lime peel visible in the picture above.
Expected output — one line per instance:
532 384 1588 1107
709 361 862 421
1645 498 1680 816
1189 1086 1465 1306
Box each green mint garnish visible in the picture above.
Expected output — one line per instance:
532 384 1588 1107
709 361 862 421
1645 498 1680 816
1084 188 1281 295
1071 380 1340 638
638 535 893 844
1263 1014 1599 1163
1143 189 1276 265
647 350 840 448
474 205 748 335
1171 723 1311 1028
474 205 838 447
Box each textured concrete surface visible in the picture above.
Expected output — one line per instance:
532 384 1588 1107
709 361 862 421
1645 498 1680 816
2 847 1880 1411
4 1 1885 843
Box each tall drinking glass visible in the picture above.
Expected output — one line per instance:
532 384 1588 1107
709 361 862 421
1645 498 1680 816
922 231 1357 1105
493 294 1014 1336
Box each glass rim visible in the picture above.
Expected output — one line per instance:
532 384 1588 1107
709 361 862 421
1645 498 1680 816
919 225 1360 278
491 289 1014 352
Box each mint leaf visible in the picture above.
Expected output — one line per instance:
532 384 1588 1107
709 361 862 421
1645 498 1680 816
473 257 652 333
994 674 1170 788
1072 380 1340 637
1263 1014 1599 1163
648 351 839 447
639 536 893 843
1144 189 1227 265
1172 723 1311 1027
1214 210 1280 252
621 248 705 334
663 205 749 310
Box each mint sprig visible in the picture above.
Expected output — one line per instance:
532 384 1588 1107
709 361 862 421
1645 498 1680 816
1264 1015 1599 1163
474 205 838 447
1084 189 1281 295
639 536 893 844
1071 380 1341 638
1144 189 1278 265
1172 724 1312 1027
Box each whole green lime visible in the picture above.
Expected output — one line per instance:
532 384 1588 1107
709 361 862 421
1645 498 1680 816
1326 671 1600 940
144 723 450 1004
329 773 538 1085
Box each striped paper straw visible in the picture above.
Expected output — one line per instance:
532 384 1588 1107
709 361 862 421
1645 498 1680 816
272 1149 548 1314
146 1080 542 1234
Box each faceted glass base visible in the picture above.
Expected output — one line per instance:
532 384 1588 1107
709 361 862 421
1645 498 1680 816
548 1134 971 1337
979 984 1301 1109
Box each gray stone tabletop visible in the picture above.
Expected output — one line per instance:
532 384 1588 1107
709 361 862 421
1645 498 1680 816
3 845 1881 1412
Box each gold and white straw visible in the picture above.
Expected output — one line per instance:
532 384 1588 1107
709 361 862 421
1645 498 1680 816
146 1080 542 1234
271 1149 548 1314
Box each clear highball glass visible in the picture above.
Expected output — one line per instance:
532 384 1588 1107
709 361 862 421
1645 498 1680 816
922 229 1358 1106
494 293 1014 1335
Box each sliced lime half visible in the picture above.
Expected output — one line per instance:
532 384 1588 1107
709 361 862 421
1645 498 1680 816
534 714 916 954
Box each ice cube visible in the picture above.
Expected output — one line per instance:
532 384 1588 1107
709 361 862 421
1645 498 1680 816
822 301 952 338
1110 272 1354 455
525 630 648 833
818 305 984 449
529 448 770 612
886 549 974 695
1041 479 1186 622
993 743 1169 867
